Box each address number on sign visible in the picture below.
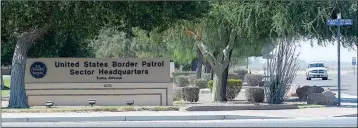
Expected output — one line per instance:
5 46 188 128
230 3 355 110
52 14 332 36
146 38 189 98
104 84 112 87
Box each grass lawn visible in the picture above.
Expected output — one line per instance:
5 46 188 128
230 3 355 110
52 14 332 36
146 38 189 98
2 77 10 97
1 90 10 97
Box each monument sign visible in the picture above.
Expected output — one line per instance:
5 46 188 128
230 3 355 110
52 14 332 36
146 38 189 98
25 58 173 106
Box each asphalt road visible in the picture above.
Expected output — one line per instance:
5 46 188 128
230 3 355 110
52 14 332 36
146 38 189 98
293 74 357 96
2 117 357 127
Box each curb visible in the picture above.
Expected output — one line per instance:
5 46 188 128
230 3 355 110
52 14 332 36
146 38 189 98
184 104 299 111
1 115 290 122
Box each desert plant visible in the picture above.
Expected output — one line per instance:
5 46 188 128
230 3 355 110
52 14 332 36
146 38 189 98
194 79 208 89
182 86 200 102
208 79 242 100
264 40 300 104
233 68 248 80
244 74 263 86
245 87 265 103
175 75 190 87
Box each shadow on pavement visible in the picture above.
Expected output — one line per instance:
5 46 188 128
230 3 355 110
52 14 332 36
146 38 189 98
330 88 348 91
318 85 338 88
334 114 357 117
338 105 358 108
306 79 333 81
341 98 358 103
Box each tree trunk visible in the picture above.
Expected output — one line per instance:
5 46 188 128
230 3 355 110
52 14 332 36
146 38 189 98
0 43 2 89
184 27 236 103
220 49 233 102
8 39 31 108
196 47 203 79
210 52 219 80
210 68 214 80
205 61 211 73
212 72 223 102
1 74 4 90
191 59 197 71
8 25 51 108
246 57 249 69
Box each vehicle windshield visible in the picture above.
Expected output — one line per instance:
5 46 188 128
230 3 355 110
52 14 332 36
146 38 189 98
309 63 325 68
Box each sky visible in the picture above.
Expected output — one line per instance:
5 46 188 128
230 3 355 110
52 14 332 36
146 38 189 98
296 40 357 63
250 40 357 66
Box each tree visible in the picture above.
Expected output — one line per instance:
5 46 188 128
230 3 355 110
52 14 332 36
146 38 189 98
184 1 276 102
1 1 210 108
183 0 357 102
89 27 135 58
269 1 357 46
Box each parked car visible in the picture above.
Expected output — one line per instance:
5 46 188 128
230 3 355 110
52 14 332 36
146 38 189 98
306 62 328 80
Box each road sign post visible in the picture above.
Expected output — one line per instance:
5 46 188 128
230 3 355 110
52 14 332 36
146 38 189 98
326 13 353 106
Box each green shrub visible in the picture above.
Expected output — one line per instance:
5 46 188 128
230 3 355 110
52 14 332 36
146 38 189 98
182 86 200 102
194 79 208 89
207 79 243 100
175 75 190 87
245 87 265 103
244 74 263 86
173 96 181 102
233 68 248 80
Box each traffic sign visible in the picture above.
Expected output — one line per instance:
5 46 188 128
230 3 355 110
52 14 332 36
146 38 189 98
353 57 356 65
326 19 353 26
326 15 354 106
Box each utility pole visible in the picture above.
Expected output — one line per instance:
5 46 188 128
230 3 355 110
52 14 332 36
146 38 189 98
326 13 353 106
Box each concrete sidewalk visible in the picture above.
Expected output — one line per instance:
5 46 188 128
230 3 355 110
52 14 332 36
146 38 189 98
331 91 357 106
2 107 357 122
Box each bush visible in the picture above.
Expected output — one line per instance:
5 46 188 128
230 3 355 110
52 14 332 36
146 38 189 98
175 75 190 87
228 73 240 79
202 73 211 81
245 87 265 103
194 79 208 89
188 74 197 85
233 68 248 80
173 86 184 101
258 81 265 87
172 72 196 78
208 79 243 100
172 72 196 85
244 74 263 86
182 86 200 102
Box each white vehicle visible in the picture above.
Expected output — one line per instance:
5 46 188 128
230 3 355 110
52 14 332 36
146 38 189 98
306 62 328 80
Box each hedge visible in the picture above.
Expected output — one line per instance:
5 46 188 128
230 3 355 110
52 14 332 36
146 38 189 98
207 79 243 100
